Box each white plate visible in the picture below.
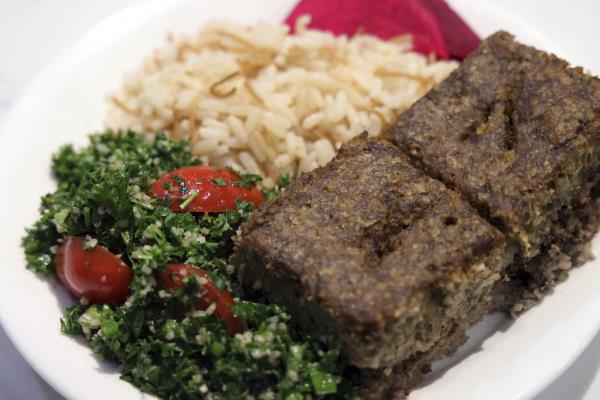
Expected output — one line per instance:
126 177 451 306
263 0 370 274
0 0 599 399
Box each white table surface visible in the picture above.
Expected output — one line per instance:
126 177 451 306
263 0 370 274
1 1 600 399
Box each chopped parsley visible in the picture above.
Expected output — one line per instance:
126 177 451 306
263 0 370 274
227 167 263 190
179 190 199 210
172 175 189 195
264 173 292 202
212 177 227 187
22 131 359 399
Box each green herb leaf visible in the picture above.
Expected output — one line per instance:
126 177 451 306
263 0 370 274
231 172 262 189
212 177 227 187
178 190 199 210
264 173 293 202
309 366 339 395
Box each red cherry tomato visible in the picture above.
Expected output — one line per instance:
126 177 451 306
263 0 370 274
150 166 263 213
55 237 133 304
157 264 242 335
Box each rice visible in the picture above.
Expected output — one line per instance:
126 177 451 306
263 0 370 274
105 16 457 188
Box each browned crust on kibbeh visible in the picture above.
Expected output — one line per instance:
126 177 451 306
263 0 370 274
232 134 510 370
357 324 468 399
231 31 600 399
358 195 600 399
499 191 600 315
387 30 600 310
387 31 600 263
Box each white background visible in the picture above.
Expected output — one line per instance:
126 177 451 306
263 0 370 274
1 1 600 399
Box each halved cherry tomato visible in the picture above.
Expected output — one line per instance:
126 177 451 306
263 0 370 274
150 166 263 213
157 264 242 335
55 237 133 304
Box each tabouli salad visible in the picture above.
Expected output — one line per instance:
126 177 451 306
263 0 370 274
22 131 359 399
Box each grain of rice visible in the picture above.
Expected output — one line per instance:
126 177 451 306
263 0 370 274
105 17 457 187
